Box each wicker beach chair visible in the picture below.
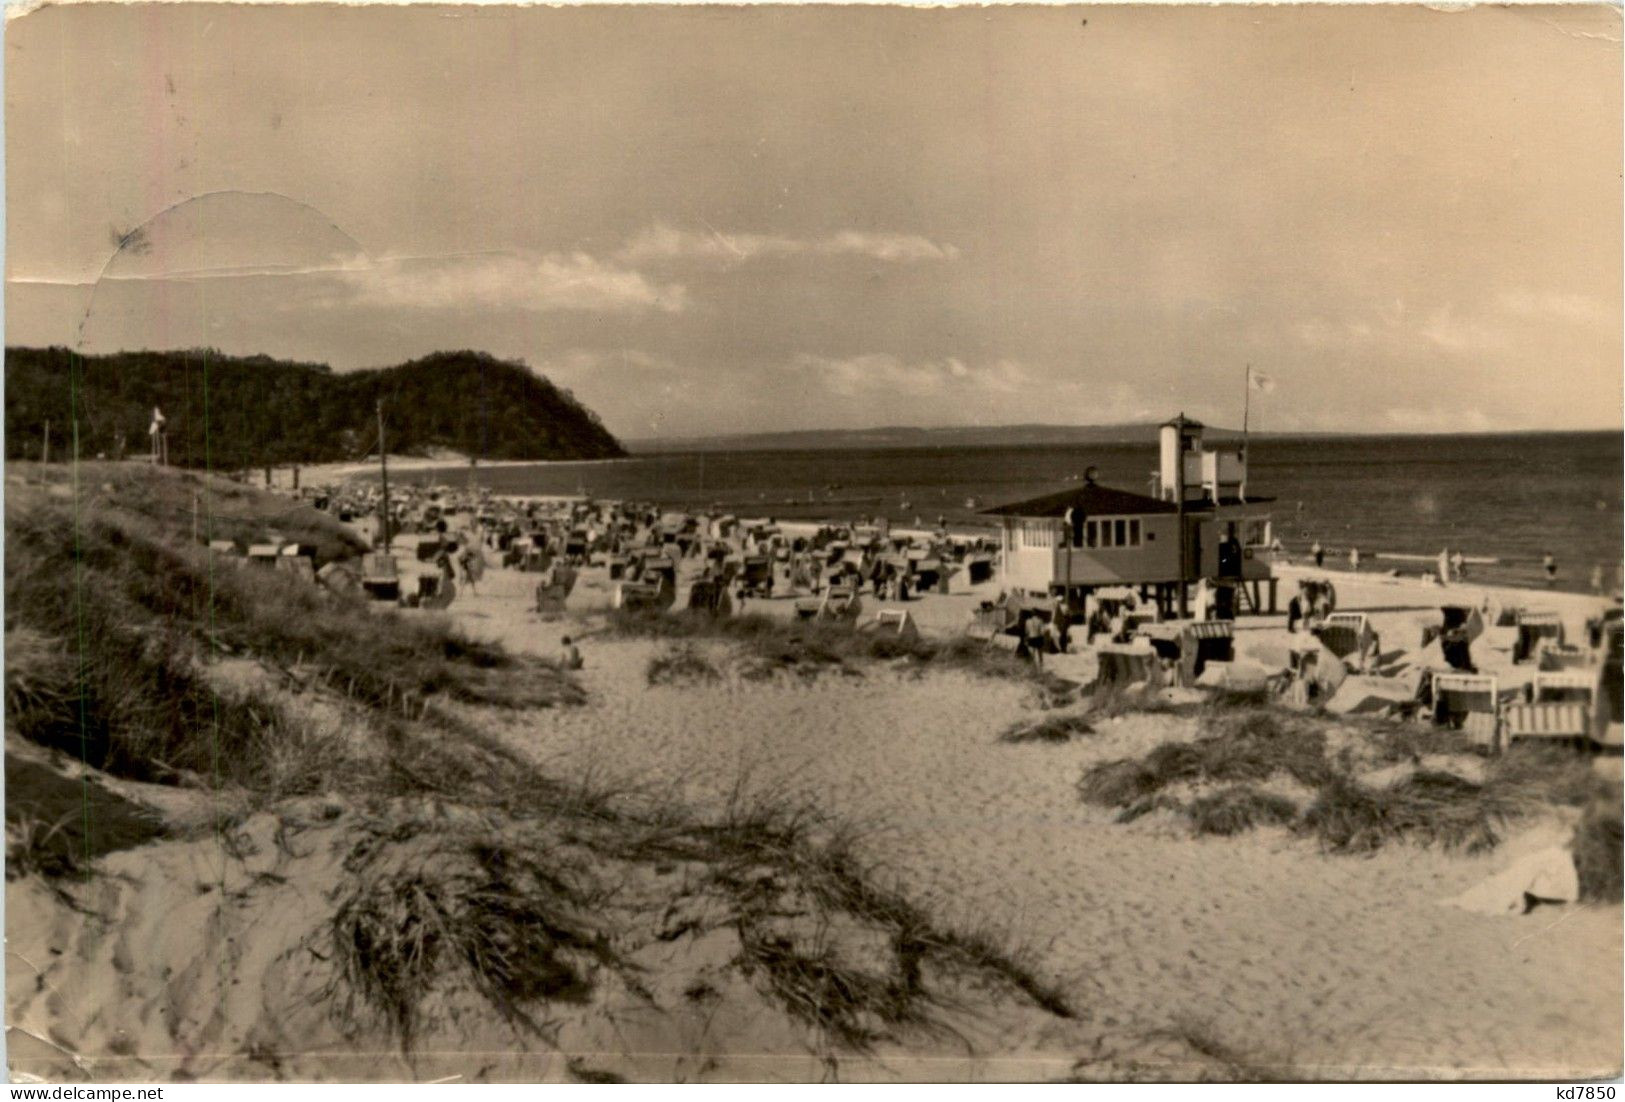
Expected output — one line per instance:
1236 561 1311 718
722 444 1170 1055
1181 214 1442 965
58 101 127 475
1179 620 1235 685
1536 643 1591 671
1431 672 1501 749
1514 610 1565 664
1503 702 1591 746
858 608 920 640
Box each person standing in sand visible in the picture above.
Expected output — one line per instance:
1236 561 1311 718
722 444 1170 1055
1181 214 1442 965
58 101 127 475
1543 551 1557 587
1312 540 1324 568
1024 613 1048 668
1348 546 1360 573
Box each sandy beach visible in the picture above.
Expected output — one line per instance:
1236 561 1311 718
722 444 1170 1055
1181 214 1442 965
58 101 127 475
426 542 1622 1078
6 468 1619 1083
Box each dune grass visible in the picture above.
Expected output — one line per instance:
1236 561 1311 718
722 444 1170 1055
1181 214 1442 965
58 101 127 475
1185 786 1301 837
328 825 617 1047
1001 713 1097 744
1077 694 1608 855
605 607 1046 685
1078 705 1330 812
646 643 723 686
1297 770 1514 855
1572 796 1623 902
5 474 580 791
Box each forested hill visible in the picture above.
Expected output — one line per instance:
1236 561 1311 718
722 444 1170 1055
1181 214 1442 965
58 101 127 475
5 348 627 468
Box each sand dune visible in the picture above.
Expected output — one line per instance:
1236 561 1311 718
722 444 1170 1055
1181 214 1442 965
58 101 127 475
445 560 1622 1078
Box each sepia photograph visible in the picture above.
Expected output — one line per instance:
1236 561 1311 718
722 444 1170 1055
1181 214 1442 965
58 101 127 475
3 0 1621 1085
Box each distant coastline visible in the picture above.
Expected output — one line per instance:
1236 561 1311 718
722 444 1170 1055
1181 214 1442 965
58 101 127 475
624 423 1621 454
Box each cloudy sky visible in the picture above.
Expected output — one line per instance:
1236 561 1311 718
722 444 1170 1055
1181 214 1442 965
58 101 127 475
6 2 1620 439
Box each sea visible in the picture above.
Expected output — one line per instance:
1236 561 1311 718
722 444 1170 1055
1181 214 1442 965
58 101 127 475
391 432 1623 594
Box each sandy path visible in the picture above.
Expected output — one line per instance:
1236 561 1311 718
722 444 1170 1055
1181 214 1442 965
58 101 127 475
436 561 1622 1078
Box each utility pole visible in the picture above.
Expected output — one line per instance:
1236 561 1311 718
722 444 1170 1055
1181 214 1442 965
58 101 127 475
377 399 392 552
41 421 49 464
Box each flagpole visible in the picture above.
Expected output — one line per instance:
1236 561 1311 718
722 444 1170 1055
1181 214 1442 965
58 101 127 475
1242 364 1251 446
1241 365 1251 503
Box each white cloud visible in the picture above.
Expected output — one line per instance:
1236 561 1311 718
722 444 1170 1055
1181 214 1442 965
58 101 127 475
618 224 960 265
788 353 1027 398
1383 406 1496 433
1418 306 1502 353
335 251 687 314
1497 289 1613 327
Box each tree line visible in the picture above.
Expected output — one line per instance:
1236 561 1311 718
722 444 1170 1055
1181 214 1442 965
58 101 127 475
5 347 627 469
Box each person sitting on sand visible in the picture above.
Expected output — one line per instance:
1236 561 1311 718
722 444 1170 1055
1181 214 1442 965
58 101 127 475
560 635 583 671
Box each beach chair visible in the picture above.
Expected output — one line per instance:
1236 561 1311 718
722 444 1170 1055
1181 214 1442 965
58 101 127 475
818 586 864 624
858 608 920 641
1535 643 1591 671
686 576 733 617
739 556 774 598
1514 610 1565 664
966 555 994 585
275 555 317 584
1431 672 1500 749
1503 701 1592 747
1315 612 1372 670
247 542 283 568
316 561 361 595
1095 644 1159 689
361 553 400 601
988 633 1027 658
1178 620 1234 685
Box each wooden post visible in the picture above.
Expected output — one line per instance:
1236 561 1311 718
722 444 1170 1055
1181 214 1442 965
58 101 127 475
41 420 49 464
377 399 392 552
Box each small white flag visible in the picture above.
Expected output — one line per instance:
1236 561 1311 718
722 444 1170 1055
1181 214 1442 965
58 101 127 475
1249 371 1275 394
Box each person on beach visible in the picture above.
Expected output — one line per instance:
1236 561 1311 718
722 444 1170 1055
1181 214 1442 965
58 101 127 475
1050 596 1071 654
1348 546 1360 573
1024 613 1048 668
1592 563 1606 595
1543 551 1557 587
560 635 583 671
1451 550 1467 582
1438 549 1451 585
1312 540 1324 568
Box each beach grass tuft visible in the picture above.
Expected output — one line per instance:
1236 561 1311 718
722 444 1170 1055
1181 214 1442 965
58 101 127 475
329 826 613 1048
646 643 723 686
1572 795 1623 902
1297 769 1513 855
1185 786 1300 837
1000 712 1096 744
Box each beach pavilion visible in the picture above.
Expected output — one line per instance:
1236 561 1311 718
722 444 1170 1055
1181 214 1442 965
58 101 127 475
981 416 1277 618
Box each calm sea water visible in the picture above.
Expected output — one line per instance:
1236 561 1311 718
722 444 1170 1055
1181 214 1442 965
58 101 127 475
394 432 1623 593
